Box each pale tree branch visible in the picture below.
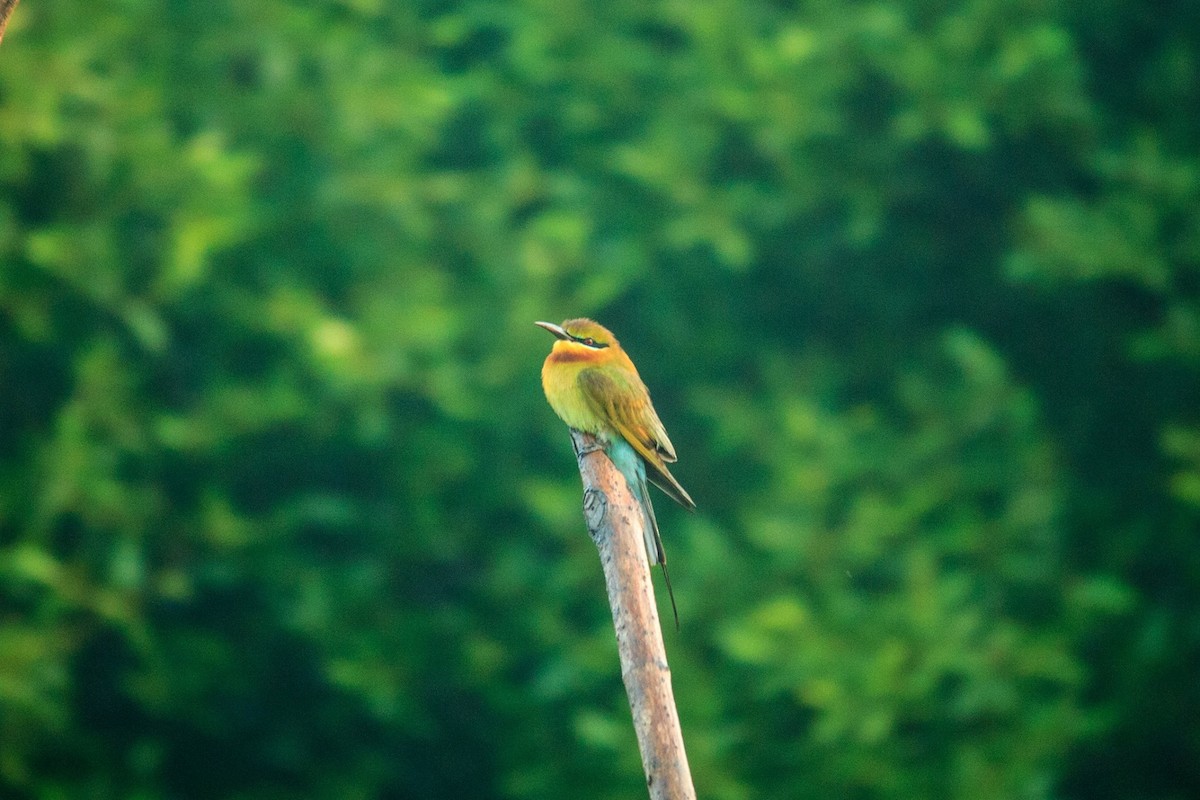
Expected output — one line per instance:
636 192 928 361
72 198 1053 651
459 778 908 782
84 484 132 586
0 0 19 46
569 428 696 800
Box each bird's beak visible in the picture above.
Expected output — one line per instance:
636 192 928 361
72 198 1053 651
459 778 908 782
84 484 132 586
535 321 571 341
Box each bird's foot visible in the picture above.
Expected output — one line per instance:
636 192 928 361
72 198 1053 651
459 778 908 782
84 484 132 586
570 429 605 457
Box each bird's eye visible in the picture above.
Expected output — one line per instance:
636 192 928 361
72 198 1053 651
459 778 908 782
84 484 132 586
583 337 596 346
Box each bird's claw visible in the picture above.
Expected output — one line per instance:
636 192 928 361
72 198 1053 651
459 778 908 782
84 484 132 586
570 429 605 457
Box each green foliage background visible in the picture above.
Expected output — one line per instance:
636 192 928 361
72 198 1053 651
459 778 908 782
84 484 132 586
2 0 1197 797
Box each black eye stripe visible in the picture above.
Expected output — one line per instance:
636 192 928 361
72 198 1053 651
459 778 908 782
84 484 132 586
571 334 608 349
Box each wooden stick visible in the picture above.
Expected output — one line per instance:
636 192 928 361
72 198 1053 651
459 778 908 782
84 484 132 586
569 429 696 800
0 0 18 46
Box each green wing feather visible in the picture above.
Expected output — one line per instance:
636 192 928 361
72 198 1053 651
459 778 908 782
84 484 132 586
577 368 696 510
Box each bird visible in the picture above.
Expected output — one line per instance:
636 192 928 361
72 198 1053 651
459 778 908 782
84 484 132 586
535 318 695 628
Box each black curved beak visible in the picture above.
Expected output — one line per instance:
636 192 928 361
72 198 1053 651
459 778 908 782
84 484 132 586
534 321 571 341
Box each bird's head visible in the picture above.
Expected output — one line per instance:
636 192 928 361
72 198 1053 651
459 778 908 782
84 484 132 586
535 318 622 363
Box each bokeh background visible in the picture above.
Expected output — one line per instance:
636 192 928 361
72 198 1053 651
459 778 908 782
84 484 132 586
2 1 1198 798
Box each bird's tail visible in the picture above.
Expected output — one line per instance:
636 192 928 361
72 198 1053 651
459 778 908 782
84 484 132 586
634 467 680 631
608 438 680 629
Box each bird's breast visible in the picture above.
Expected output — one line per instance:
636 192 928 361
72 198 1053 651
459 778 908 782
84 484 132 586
542 356 607 435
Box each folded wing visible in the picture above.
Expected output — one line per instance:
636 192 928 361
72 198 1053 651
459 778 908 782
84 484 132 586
577 368 696 510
